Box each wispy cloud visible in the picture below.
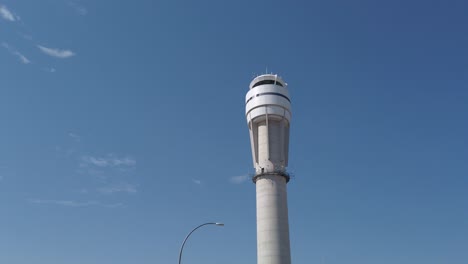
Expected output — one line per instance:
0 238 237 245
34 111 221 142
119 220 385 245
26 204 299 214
68 1 87 16
29 199 123 208
37 45 75 59
18 32 33 40
229 174 249 184
81 155 136 168
2 42 31 64
0 175 3 181
44 67 57 73
0 5 19 22
15 52 30 64
98 183 138 194
68 132 80 141
192 179 202 185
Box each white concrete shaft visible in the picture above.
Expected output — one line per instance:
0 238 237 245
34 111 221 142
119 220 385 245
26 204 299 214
255 119 289 174
256 174 291 264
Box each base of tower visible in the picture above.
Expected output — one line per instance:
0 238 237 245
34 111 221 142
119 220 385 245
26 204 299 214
254 172 292 264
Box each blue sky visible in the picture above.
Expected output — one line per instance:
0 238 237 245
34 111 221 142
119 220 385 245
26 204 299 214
1 0 467 263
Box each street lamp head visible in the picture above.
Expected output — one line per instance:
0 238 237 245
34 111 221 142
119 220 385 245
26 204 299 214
179 222 225 264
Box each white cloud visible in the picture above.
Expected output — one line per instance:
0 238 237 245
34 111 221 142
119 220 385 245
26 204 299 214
0 5 18 21
14 51 30 64
192 179 202 185
68 132 80 141
112 157 136 166
83 156 108 167
81 155 136 168
229 174 249 184
29 199 123 208
37 45 75 58
68 1 88 16
98 183 137 194
18 32 33 40
44 67 56 73
2 42 31 64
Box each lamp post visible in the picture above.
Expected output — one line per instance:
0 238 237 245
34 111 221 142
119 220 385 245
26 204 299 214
178 222 224 264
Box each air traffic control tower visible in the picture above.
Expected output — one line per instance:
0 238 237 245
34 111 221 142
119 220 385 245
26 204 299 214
245 74 292 264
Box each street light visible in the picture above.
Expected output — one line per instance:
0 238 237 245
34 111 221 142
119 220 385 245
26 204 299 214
178 222 224 264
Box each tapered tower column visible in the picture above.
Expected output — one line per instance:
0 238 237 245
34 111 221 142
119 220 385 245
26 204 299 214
246 74 292 264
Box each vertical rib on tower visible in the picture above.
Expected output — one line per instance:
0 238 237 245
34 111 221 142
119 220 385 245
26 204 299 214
246 74 292 264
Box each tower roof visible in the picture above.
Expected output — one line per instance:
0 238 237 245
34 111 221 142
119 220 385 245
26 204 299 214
249 74 286 90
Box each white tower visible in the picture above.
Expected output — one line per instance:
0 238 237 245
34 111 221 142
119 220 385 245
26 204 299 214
245 74 292 264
